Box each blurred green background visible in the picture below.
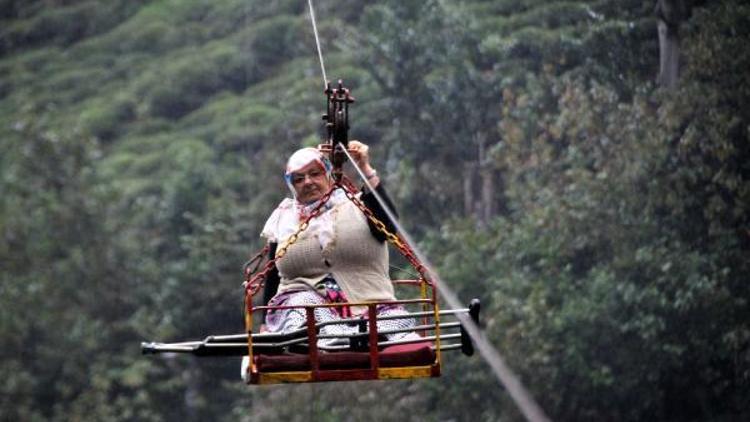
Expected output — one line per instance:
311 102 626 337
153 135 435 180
1 0 749 420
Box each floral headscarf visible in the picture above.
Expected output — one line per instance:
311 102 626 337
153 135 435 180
262 147 348 250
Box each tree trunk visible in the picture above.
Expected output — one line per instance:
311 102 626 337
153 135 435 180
476 133 496 226
464 163 475 217
480 164 495 225
657 18 680 88
655 0 687 89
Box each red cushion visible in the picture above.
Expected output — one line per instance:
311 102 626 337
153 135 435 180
256 353 310 372
255 342 435 373
380 342 435 367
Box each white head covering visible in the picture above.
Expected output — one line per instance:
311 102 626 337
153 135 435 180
283 147 332 201
262 147 349 251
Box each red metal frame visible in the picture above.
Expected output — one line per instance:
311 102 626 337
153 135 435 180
244 278 441 384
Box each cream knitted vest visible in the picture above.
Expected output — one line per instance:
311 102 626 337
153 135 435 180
275 200 396 304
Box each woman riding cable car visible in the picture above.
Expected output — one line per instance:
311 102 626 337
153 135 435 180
258 141 420 345
142 136 479 382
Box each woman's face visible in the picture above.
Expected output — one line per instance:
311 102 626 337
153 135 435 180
290 160 331 204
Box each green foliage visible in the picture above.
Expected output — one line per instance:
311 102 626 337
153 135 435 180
134 44 247 119
1 0 749 421
0 1 146 54
424 2 750 419
80 95 136 141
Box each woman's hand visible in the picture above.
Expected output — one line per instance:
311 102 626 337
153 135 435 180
347 140 372 172
348 140 379 187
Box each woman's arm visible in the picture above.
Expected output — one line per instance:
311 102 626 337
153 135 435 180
362 183 399 242
347 140 399 242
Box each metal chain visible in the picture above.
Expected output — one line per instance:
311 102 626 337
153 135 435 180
338 185 430 283
242 244 269 279
243 180 432 308
243 185 338 303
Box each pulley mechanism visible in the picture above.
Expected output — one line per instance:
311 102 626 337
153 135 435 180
319 80 355 181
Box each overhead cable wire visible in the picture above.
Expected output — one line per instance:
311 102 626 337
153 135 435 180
342 148 552 422
306 0 328 88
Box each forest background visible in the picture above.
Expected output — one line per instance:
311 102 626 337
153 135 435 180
1 0 749 421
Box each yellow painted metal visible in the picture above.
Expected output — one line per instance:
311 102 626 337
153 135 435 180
432 297 442 369
252 365 438 384
244 298 254 384
377 365 435 380
255 371 314 384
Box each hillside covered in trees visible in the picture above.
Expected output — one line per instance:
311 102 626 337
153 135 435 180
1 0 749 420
